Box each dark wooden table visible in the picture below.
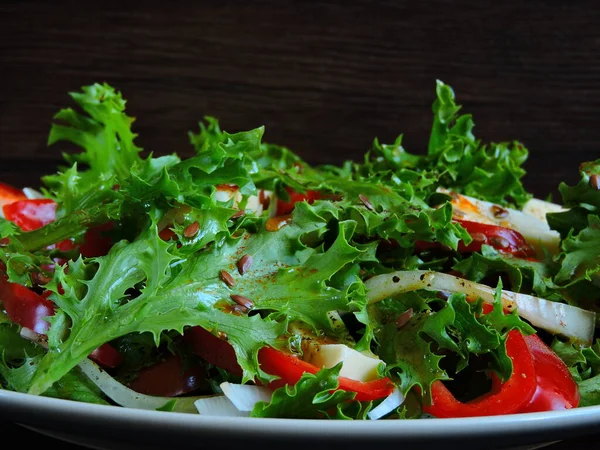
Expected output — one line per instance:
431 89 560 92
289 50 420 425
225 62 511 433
2 1 600 448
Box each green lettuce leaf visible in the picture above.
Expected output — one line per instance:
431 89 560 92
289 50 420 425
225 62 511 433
250 364 359 419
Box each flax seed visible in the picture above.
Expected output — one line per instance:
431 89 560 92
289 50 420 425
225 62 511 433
358 194 375 211
230 294 254 310
490 205 509 218
183 221 199 238
219 270 236 288
237 254 253 275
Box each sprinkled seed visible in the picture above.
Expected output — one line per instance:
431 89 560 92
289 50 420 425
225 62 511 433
395 308 413 329
219 270 236 288
217 331 228 340
230 304 249 315
230 294 255 310
230 210 246 219
491 205 509 218
590 174 600 190
358 194 375 211
237 254 253 275
183 221 199 238
470 232 488 243
490 236 510 249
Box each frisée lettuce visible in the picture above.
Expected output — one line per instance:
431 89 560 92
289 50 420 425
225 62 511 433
1 81 599 419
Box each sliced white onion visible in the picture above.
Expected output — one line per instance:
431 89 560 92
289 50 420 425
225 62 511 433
219 381 273 412
437 188 561 256
22 187 46 199
367 387 404 420
77 358 201 413
19 327 49 349
521 197 567 222
365 270 596 344
194 395 249 417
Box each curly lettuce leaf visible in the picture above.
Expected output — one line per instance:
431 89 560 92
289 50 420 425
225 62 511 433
26 199 367 395
373 282 532 402
552 338 600 407
250 364 359 419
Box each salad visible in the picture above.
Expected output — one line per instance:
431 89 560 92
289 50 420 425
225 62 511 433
1 81 599 420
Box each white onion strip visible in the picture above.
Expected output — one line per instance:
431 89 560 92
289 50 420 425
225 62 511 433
219 382 273 412
365 270 596 344
194 395 249 417
367 387 404 420
18 328 201 413
77 358 201 413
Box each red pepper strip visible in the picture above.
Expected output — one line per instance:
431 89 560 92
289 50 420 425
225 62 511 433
3 199 57 232
276 187 321 216
0 274 54 334
258 346 394 402
183 326 244 377
127 354 207 397
0 182 27 208
0 274 123 368
423 330 537 418
184 326 394 401
78 222 115 258
3 196 114 258
518 333 580 412
415 219 536 259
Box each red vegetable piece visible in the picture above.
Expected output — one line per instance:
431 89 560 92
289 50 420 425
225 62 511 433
415 219 536 259
88 342 125 369
423 330 538 418
276 187 321 216
0 274 123 368
0 274 55 334
257 346 394 401
79 222 115 257
183 326 244 377
128 354 206 397
0 182 27 208
455 219 536 258
518 333 580 412
3 199 57 232
184 325 394 401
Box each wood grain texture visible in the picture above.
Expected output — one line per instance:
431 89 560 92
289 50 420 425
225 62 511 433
1 0 600 199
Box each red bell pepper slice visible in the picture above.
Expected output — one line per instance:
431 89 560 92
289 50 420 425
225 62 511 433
0 274 123 368
257 345 394 401
0 273 55 334
184 325 394 401
518 333 580 412
423 329 538 418
183 326 244 377
0 182 27 209
3 199 57 232
276 187 321 216
3 193 114 258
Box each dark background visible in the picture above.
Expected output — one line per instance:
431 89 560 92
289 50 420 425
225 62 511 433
1 0 600 448
2 1 600 199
